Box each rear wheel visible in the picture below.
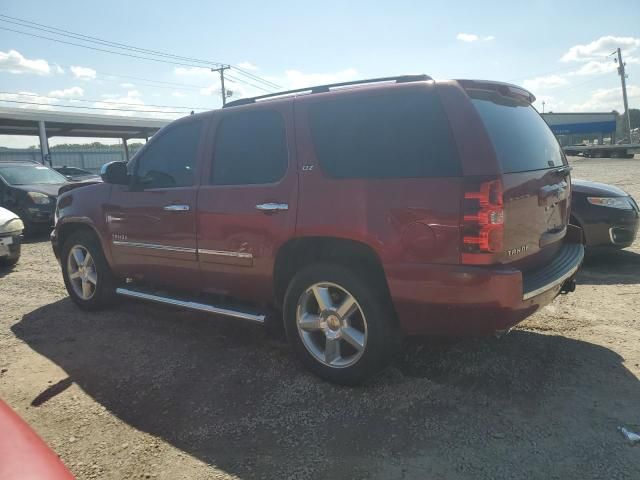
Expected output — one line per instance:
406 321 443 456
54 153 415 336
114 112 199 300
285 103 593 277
284 264 400 385
61 231 118 310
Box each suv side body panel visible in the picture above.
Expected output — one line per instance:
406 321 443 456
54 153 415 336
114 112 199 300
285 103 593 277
197 101 298 304
294 83 462 267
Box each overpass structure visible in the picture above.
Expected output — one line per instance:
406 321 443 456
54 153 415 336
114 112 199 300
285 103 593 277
0 107 171 165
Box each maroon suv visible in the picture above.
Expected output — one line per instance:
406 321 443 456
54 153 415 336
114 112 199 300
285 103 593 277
52 75 584 384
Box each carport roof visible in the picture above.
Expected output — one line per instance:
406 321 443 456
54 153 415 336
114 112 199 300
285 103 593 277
0 107 171 139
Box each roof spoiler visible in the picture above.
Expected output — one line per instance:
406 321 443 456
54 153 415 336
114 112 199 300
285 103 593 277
455 79 536 104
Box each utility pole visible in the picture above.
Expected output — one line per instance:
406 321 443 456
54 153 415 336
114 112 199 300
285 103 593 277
542 100 546 114
614 48 632 142
211 65 231 106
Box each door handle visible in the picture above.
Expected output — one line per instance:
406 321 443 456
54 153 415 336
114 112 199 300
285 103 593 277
255 203 288 212
163 204 190 211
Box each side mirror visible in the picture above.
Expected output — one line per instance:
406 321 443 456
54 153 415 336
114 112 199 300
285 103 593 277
100 161 129 184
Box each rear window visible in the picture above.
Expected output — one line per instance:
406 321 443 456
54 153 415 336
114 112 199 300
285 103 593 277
470 90 564 173
0 165 67 185
308 91 461 179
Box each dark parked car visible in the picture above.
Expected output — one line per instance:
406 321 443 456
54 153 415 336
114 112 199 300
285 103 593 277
54 166 101 182
571 179 639 248
0 161 68 235
52 75 584 384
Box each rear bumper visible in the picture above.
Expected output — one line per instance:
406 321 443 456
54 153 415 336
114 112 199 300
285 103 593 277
385 242 584 336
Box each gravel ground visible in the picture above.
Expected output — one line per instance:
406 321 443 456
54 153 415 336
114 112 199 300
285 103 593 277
1 156 639 480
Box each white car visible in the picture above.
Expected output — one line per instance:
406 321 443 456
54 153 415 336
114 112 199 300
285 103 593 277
0 206 23 266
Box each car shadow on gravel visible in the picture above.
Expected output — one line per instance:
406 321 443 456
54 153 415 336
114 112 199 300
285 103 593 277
577 248 640 285
12 299 640 479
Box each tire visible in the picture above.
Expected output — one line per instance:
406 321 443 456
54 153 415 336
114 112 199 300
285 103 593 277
283 263 400 385
61 231 118 310
0 243 20 267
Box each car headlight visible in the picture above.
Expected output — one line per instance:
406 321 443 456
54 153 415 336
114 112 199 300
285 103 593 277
27 192 52 205
587 196 634 210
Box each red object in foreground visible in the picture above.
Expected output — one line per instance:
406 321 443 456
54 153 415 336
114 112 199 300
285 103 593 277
0 400 74 480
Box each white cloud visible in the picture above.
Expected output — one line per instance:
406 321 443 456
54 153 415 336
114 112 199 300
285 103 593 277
70 65 97 80
457 33 478 42
0 91 56 110
200 84 222 96
120 82 135 88
569 60 618 76
172 91 186 98
523 74 569 91
54 64 65 74
0 49 51 75
49 87 84 98
174 66 209 76
561 36 640 62
92 90 182 119
237 61 259 71
568 84 640 112
283 68 359 89
456 33 494 42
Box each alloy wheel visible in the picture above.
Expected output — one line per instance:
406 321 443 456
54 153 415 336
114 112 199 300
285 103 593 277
67 245 97 300
296 282 368 368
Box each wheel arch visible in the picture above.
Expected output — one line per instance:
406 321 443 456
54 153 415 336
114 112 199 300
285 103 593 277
273 236 391 309
56 218 113 266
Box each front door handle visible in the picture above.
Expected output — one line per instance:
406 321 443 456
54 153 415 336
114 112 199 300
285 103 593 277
255 203 288 212
163 204 190 212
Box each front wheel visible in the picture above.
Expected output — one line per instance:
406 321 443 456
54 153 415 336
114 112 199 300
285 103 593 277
283 264 400 385
61 231 117 310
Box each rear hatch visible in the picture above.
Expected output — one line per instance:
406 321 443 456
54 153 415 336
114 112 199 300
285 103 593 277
466 83 571 269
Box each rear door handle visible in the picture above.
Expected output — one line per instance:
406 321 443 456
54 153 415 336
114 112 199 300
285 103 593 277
255 203 288 212
163 204 190 211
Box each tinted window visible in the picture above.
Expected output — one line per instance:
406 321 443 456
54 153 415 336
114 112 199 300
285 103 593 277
0 165 67 185
308 91 460 179
212 110 288 185
135 120 202 188
470 90 564 173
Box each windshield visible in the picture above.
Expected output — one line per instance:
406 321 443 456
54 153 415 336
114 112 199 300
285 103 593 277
470 90 565 173
0 165 68 185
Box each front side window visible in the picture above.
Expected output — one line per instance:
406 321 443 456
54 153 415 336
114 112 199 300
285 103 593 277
308 91 461 179
211 110 288 185
135 120 203 188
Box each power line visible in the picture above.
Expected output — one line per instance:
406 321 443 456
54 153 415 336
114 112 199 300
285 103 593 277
0 14 282 89
0 25 218 70
231 66 281 89
0 24 280 96
0 15 222 68
0 98 191 114
226 73 275 94
0 91 209 110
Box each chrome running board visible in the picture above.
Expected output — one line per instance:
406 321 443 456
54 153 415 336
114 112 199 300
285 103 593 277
115 287 266 323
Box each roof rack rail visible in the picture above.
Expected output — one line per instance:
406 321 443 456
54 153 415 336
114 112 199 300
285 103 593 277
224 74 432 108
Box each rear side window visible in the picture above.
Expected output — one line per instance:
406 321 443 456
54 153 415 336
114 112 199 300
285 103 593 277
212 110 288 185
470 90 564 173
135 120 202 188
308 91 460 179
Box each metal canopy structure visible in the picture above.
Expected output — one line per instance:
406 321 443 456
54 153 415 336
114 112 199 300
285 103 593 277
0 107 171 164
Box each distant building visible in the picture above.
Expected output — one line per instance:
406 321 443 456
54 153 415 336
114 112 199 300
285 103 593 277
541 112 617 146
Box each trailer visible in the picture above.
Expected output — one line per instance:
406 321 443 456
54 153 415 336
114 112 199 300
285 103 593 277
563 143 640 158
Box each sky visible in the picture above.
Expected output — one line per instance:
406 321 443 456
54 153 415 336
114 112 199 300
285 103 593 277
1 0 639 147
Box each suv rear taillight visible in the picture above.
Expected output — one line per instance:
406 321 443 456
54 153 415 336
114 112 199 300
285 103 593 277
461 178 504 265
